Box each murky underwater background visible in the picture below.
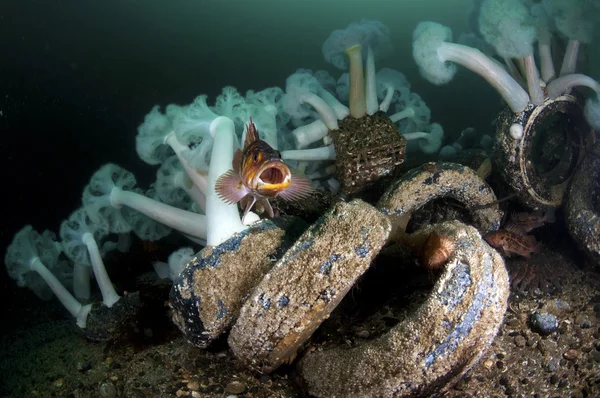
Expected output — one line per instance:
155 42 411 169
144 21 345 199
1 0 600 397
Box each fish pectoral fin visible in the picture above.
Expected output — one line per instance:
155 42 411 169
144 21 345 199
215 170 249 204
278 171 314 202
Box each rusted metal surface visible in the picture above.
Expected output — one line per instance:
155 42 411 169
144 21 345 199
494 94 595 208
330 112 406 196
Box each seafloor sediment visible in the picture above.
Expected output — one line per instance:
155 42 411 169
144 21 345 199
1 242 600 398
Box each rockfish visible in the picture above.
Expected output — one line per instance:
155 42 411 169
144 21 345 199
484 224 541 258
215 118 313 223
507 209 555 233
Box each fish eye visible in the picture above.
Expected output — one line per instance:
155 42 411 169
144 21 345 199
276 151 282 159
253 153 259 162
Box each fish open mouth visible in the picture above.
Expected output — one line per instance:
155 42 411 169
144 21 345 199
257 161 291 192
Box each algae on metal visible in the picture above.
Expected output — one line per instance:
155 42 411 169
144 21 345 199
228 199 391 372
330 112 406 196
169 217 307 348
378 162 503 233
566 140 600 266
273 188 340 222
298 221 509 398
83 292 142 342
494 94 594 208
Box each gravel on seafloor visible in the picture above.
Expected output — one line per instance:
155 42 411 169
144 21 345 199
2 246 600 397
446 249 600 398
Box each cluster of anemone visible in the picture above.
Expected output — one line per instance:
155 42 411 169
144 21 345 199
0 17 491 329
6 2 600 332
4 82 315 329
4 96 267 328
278 19 446 191
412 0 600 135
7 20 448 331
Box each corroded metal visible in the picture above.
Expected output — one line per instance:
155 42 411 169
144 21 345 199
566 141 600 266
169 217 306 348
298 221 509 398
494 94 595 208
273 187 341 222
330 112 406 196
228 199 391 373
378 162 503 233
83 292 142 342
